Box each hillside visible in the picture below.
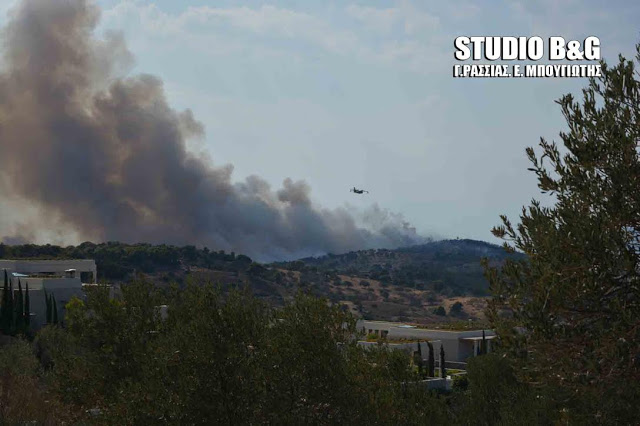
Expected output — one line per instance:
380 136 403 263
273 239 515 296
0 239 518 324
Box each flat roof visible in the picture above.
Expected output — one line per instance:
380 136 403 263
359 319 494 334
461 336 497 341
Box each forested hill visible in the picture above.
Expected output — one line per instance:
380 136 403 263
0 239 516 294
0 239 519 322
273 239 518 297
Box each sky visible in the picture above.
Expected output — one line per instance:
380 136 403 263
1 0 638 246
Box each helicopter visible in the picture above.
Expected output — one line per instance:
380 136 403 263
350 187 369 194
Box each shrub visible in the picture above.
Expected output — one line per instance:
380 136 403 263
449 301 463 315
366 333 379 341
452 374 469 391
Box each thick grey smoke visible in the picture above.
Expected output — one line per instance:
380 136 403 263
0 0 426 261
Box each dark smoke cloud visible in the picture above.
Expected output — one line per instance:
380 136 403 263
0 0 426 261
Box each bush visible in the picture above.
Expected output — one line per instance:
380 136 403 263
449 301 463 315
452 374 469 391
455 353 557 425
29 282 452 424
0 338 75 423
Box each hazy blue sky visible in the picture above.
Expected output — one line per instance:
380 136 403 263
2 0 638 243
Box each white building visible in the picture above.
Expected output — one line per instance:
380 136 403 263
356 319 496 364
0 259 97 283
0 259 99 329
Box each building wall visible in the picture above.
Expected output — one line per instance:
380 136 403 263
15 277 82 291
358 340 438 355
23 287 85 329
356 320 495 363
458 339 476 360
1 285 84 329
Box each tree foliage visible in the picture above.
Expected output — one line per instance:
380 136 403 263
28 280 451 424
1 270 10 333
449 301 463 315
14 281 24 332
484 44 640 423
427 341 435 377
439 345 446 379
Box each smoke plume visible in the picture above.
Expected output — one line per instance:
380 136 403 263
0 0 425 261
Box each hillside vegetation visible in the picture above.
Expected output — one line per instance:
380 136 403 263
275 239 516 296
0 239 514 324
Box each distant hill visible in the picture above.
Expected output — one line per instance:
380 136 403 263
0 239 519 323
273 239 517 297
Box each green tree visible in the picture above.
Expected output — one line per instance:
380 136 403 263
0 339 75 424
1 269 9 333
427 342 435 377
63 296 86 335
44 288 51 324
38 280 162 409
52 295 58 325
484 44 640 423
14 280 24 332
7 280 14 334
37 280 450 425
455 353 558 425
24 283 30 328
439 345 446 379
263 292 358 424
433 306 446 316
449 301 463 315
140 284 270 425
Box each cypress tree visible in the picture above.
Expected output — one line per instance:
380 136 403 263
7 280 14 333
45 288 51 324
1 269 8 332
52 294 58 325
480 330 487 355
24 282 30 327
439 345 446 379
414 342 424 377
15 280 24 331
427 341 435 377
